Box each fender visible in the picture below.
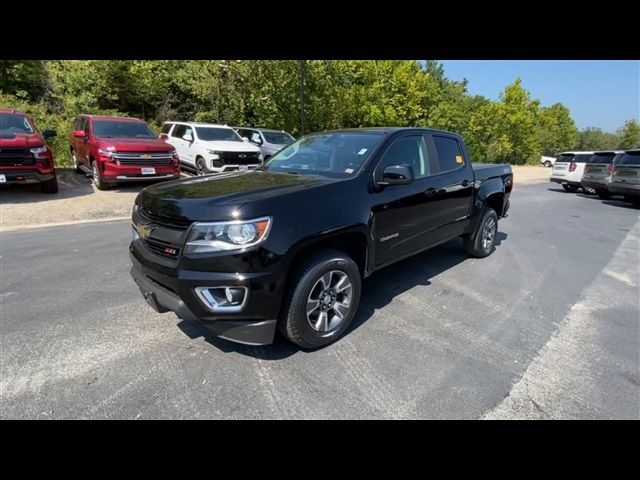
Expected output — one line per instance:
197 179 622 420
467 177 506 233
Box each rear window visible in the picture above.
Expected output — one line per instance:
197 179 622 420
617 152 640 166
588 153 617 164
555 154 575 163
573 154 593 163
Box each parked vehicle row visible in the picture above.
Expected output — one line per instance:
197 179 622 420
0 109 296 193
549 149 640 205
129 127 513 348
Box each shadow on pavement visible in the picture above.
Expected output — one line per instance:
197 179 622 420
178 233 508 359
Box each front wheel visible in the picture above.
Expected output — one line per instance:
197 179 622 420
544 160 552 168
562 184 579 192
464 207 498 258
41 174 59 194
278 249 362 349
92 161 109 190
597 190 611 200
196 157 208 176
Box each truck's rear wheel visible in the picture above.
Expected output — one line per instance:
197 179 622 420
464 207 498 258
562 184 578 192
544 160 552 167
278 249 361 349
70 149 82 173
596 190 611 200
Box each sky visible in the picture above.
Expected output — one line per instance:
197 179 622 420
438 61 639 132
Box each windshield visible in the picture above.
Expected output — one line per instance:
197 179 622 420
93 120 156 139
195 127 243 142
265 132 383 177
0 113 35 137
262 131 295 145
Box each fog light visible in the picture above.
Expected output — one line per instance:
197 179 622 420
195 286 247 312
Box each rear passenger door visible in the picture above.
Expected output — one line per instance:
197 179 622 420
423 133 474 243
170 124 189 166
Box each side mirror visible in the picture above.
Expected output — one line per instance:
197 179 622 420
183 133 193 142
43 129 57 139
73 130 86 139
159 133 169 140
379 165 414 186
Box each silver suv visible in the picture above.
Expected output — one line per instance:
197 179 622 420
233 127 295 161
581 150 624 199
608 149 640 206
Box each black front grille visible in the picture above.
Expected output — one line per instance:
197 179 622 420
0 148 35 166
142 237 180 259
219 151 260 165
138 207 192 230
114 152 173 166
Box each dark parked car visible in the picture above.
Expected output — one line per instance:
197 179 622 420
0 109 58 193
129 128 513 348
581 150 624 199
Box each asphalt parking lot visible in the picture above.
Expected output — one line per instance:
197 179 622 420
1 180 638 419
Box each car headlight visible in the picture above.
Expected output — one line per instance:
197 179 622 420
206 149 220 159
185 216 272 254
98 148 115 156
30 146 48 156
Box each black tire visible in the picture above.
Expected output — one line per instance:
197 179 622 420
278 249 362 349
597 190 611 200
463 207 498 258
583 186 596 195
562 184 578 192
196 157 208 176
544 160 552 168
70 149 82 173
41 174 59 194
624 196 640 207
92 161 109 190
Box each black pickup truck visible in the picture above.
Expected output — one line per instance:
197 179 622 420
130 128 513 348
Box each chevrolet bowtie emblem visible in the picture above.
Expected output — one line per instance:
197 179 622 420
141 154 151 159
135 223 156 239
239 154 247 158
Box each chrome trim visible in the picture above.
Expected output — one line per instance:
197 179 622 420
195 286 249 313
115 174 178 181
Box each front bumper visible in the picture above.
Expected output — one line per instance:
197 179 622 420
129 250 278 345
0 169 54 185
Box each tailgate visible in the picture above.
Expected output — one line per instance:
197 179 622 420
612 165 640 185
552 162 570 175
583 163 608 177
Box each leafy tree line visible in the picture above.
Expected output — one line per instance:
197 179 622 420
2 60 635 167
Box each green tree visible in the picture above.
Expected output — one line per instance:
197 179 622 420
535 103 578 156
617 119 640 149
576 127 619 151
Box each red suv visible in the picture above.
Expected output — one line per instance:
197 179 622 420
0 109 58 193
69 115 180 190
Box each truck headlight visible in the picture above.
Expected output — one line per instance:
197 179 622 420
185 216 272 254
206 149 220 159
30 146 48 157
98 148 115 157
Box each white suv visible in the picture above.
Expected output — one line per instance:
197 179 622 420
549 151 595 193
160 122 263 175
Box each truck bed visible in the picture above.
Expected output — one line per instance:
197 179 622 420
472 163 512 181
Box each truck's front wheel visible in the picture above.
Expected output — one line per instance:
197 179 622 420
464 207 498 258
279 249 361 349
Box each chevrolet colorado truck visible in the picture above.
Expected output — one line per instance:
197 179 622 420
69 115 180 190
0 109 58 193
130 128 513 349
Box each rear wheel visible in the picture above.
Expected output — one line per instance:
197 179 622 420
41 174 59 194
196 157 208 176
583 186 596 195
562 184 578 192
70 149 82 173
278 249 361 349
597 190 611 200
464 207 498 258
544 160 552 168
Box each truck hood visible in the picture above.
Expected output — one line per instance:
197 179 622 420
138 170 333 222
0 132 44 148
198 140 261 153
95 137 173 152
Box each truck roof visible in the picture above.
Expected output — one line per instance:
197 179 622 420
315 127 462 136
164 121 234 128
80 115 144 122
0 108 26 115
558 151 595 155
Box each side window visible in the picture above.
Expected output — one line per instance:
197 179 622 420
237 129 247 138
172 124 185 138
75 117 87 132
83 118 90 134
161 123 173 134
378 136 430 179
433 135 464 173
74 118 82 130
250 131 262 144
184 126 193 139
